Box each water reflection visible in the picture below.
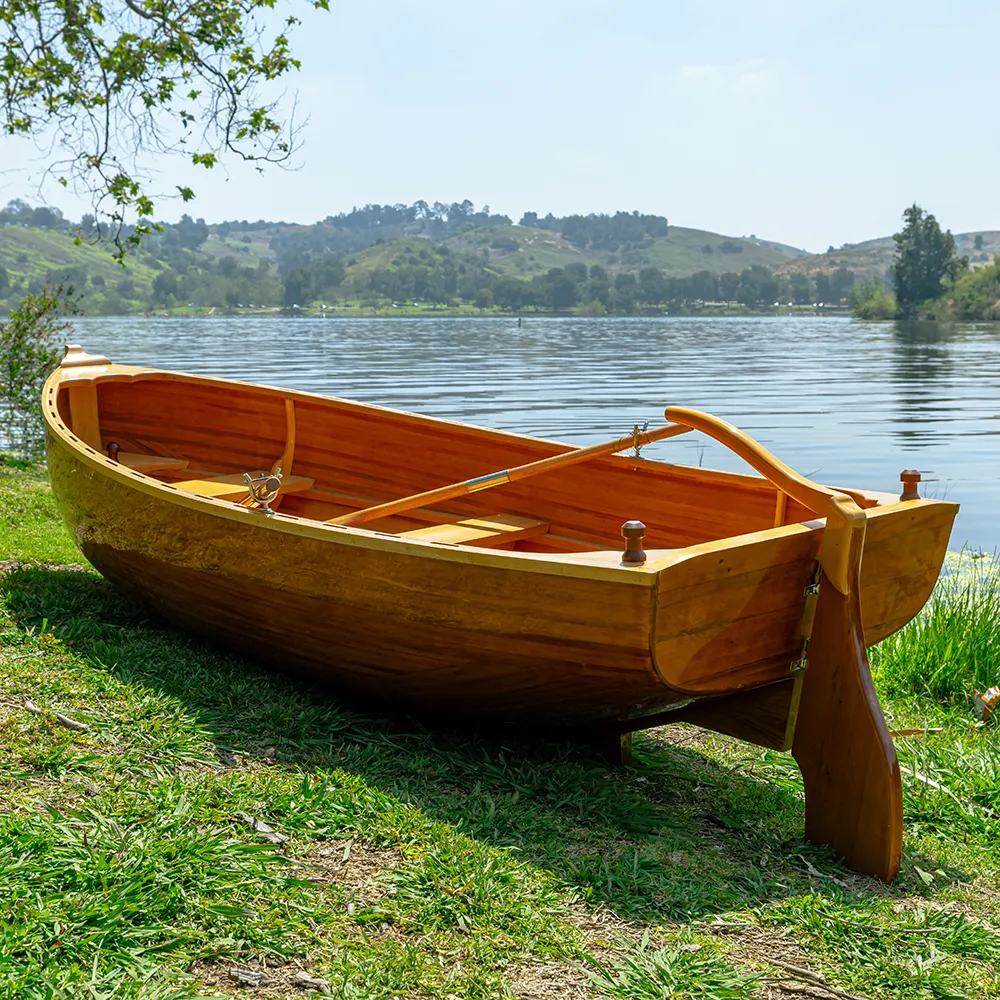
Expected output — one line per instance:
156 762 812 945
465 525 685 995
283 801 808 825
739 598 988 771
890 321 956 445
68 315 1000 550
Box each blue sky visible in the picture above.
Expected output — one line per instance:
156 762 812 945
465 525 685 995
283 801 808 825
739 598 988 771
2 0 998 250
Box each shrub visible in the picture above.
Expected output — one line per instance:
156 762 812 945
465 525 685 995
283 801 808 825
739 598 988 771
0 286 75 456
490 236 519 252
849 279 897 320
949 258 1000 319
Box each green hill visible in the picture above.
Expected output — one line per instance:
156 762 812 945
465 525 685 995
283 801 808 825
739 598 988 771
775 231 1000 282
0 225 161 311
440 224 794 279
1 212 803 316
5 192 994 316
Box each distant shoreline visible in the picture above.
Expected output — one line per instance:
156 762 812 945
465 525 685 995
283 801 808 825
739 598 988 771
79 305 854 320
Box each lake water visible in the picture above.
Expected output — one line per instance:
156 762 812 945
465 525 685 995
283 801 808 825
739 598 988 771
69 315 1000 551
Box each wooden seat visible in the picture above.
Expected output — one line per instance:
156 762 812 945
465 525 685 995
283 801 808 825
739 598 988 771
118 453 190 474
173 472 315 501
398 514 550 548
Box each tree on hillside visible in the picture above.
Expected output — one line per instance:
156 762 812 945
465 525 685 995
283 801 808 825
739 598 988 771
831 266 856 303
892 205 964 315
611 272 638 312
543 269 579 310
638 267 668 305
789 272 813 305
1 1 328 251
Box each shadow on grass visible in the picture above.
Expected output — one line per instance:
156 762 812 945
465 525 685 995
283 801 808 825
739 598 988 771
2 566 962 925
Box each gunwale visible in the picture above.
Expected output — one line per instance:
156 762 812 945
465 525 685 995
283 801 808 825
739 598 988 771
44 358 876 585
43 355 956 703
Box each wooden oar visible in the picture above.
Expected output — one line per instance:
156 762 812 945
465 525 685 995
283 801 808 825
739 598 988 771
329 421 692 527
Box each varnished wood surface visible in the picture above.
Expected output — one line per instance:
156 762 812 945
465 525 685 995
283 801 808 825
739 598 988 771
651 500 955 696
42 354 959 880
117 452 190 473
666 407 872 594
90 373 818 548
792 511 903 881
67 382 101 450
654 528 821 694
333 421 692 527
399 514 551 548
667 679 797 750
46 435 676 723
42 359 958 717
173 472 315 501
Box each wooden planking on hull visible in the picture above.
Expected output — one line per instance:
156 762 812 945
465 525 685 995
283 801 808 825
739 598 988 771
654 527 821 694
856 501 957 642
48 437 676 723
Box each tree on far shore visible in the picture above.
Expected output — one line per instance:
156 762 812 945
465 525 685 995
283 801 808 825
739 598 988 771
891 205 965 315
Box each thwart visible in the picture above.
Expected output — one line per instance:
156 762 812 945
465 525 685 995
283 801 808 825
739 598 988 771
44 345 958 882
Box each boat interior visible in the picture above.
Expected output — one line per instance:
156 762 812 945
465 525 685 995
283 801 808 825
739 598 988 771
54 369 890 556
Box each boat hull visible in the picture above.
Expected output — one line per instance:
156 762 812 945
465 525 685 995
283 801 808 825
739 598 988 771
46 431 677 724
46 425 955 728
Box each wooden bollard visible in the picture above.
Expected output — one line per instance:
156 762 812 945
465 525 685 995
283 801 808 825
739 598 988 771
899 469 920 501
621 520 647 565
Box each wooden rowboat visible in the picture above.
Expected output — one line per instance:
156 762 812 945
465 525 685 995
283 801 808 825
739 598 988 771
44 345 958 881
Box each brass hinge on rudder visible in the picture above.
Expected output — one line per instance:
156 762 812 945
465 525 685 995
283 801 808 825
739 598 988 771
791 560 824 672
790 638 811 674
780 560 823 750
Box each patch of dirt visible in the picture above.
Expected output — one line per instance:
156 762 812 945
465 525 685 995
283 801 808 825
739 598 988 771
652 721 719 752
295 838 404 905
188 843 408 997
190 956 324 999
505 959 600 1000
567 902 663 952
0 697 20 722
703 922 847 999
508 904 673 1000
0 559 87 575
889 893 998 928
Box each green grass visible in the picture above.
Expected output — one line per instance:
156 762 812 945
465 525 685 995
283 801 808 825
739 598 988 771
871 552 1000 701
0 455 81 563
1 463 998 998
0 226 160 305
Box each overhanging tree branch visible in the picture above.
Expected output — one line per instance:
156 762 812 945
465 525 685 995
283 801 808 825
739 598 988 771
1 0 328 257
